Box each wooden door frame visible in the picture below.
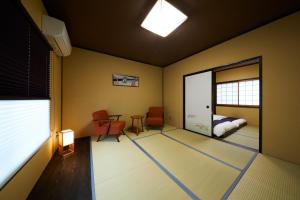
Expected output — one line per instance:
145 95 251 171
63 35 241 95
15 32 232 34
183 56 263 153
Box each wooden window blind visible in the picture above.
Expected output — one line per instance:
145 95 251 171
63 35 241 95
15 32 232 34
0 0 51 100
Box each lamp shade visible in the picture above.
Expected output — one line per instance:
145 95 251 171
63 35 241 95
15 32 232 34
59 129 74 147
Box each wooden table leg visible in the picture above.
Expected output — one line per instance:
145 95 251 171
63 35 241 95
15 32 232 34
141 117 144 132
136 118 139 135
131 116 144 136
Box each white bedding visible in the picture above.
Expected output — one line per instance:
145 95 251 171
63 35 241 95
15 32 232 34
213 115 247 137
213 115 226 120
232 118 247 127
214 122 231 137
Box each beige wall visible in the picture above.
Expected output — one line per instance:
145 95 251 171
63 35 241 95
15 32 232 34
216 64 259 82
216 64 259 126
50 52 62 151
62 47 162 138
164 11 300 165
0 1 62 199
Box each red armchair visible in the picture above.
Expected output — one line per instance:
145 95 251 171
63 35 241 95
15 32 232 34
146 107 164 130
92 110 126 142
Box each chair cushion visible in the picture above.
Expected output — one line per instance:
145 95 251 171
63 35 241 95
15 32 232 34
109 121 126 135
92 110 109 125
148 107 163 117
146 117 163 126
93 122 109 135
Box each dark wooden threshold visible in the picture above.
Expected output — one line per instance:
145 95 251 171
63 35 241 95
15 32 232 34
216 104 259 108
27 137 93 200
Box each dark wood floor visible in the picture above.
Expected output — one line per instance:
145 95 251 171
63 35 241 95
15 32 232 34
27 137 93 200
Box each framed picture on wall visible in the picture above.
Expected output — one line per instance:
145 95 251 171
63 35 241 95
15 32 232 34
112 74 139 87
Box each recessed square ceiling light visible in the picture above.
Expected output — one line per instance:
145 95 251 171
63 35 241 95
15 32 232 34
141 0 188 37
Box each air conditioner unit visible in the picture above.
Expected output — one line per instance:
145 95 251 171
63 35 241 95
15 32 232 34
42 15 72 57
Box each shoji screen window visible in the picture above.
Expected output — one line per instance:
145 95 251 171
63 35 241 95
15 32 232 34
217 79 260 107
217 82 238 105
239 79 260 106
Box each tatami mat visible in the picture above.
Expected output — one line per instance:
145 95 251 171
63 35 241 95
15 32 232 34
162 124 177 132
91 136 190 200
126 124 176 140
92 128 300 200
164 129 255 169
136 134 240 200
126 129 160 140
224 133 258 150
235 126 259 139
228 154 300 200
223 126 259 150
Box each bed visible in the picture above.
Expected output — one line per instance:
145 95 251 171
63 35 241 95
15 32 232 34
213 115 247 137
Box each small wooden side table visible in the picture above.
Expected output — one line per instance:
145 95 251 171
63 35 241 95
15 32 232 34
130 115 144 135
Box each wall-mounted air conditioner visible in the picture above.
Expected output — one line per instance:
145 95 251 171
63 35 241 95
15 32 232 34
42 15 72 57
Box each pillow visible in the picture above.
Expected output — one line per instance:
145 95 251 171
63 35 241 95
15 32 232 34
213 115 226 120
232 119 247 127
213 124 226 137
223 121 236 131
231 120 240 128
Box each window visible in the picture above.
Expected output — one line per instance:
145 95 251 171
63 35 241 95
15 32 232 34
0 100 50 189
216 79 260 107
217 82 238 105
239 79 259 106
0 1 50 99
0 0 51 189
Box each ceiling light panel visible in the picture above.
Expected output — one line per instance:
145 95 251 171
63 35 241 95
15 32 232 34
141 0 188 37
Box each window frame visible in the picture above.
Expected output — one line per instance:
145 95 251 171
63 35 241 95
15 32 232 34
0 0 52 190
216 77 260 108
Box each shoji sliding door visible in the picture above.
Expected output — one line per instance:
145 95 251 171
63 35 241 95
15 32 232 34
184 71 212 136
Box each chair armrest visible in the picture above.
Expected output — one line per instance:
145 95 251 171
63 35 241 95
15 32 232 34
109 114 122 121
101 119 114 123
93 119 113 126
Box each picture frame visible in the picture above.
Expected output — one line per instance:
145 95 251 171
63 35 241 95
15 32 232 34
112 74 139 87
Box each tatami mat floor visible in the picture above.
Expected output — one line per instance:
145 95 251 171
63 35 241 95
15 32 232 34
125 124 176 140
135 134 241 200
164 129 255 169
91 127 300 200
229 154 300 200
91 135 189 200
223 125 259 150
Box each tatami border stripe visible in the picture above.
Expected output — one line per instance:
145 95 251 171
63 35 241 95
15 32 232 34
162 128 178 132
221 152 258 200
161 133 242 171
89 137 96 200
127 135 201 200
220 139 258 152
132 133 159 141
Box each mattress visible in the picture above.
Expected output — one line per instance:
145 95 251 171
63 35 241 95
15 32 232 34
213 115 246 137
